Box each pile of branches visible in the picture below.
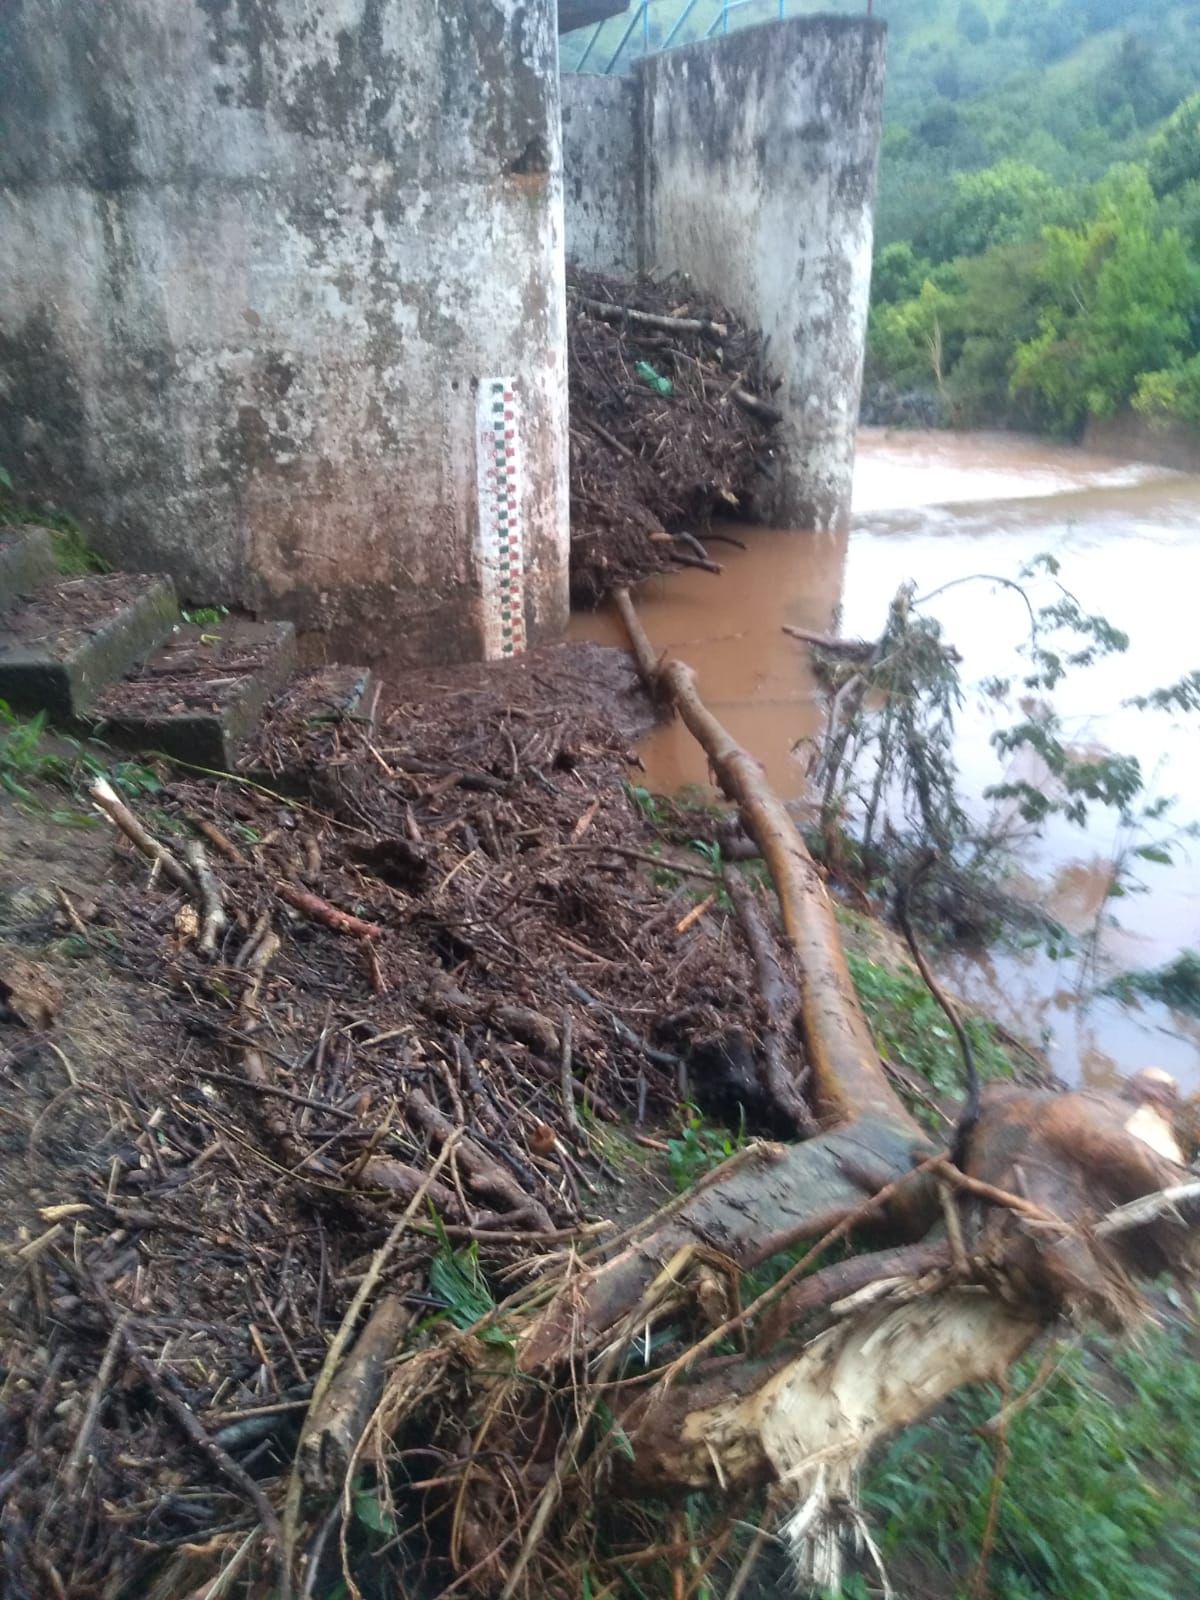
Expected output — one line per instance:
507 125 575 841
567 265 781 604
0 643 800 1598
4 626 1198 1600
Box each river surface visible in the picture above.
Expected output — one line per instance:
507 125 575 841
570 427 1200 1092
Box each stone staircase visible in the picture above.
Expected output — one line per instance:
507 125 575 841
0 524 373 769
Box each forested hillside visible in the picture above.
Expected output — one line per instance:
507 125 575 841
858 0 1200 431
563 0 1200 434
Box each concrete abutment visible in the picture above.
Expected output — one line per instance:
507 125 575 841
1 6 884 665
0 0 570 666
563 16 887 531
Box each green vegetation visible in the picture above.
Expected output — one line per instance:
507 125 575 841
667 1106 746 1189
860 1 1200 432
0 700 161 812
847 947 1014 1106
864 1315 1200 1599
1106 947 1200 1014
427 1233 513 1349
1 466 109 574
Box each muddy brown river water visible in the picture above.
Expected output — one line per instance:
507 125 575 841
571 427 1200 1092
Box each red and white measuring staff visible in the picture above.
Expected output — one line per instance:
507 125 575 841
476 377 527 660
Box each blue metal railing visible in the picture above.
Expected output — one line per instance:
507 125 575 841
563 0 793 77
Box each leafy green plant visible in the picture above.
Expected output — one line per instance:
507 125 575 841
0 699 161 808
1106 948 1200 1015
847 949 1014 1105
626 781 668 826
865 1318 1200 1600
666 1108 745 1191
181 605 228 626
813 554 1195 972
427 1233 512 1348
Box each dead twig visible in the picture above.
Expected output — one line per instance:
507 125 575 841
276 882 383 941
185 839 227 955
90 776 195 894
62 1313 128 1490
102 1298 287 1589
576 293 728 341
1094 1178 1200 1237
282 1134 463 1583
781 624 874 659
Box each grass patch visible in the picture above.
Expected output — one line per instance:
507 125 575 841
863 1313 1200 1600
0 700 162 812
847 948 1015 1106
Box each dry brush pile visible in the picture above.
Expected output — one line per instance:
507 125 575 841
0 643 770 1598
2 617 1198 1600
567 266 781 604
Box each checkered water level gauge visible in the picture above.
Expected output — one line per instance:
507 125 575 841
476 377 527 660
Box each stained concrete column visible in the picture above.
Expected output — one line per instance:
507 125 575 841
0 0 569 664
561 75 641 275
639 18 887 531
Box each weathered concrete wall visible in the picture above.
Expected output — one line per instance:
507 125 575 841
561 75 640 275
0 0 569 664
640 18 887 530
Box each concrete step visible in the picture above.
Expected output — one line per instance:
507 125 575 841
0 572 179 719
0 525 58 614
89 617 298 770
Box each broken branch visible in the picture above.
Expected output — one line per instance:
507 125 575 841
276 882 383 941
577 293 729 341
90 776 195 894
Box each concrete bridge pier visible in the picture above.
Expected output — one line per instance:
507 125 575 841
0 0 569 665
563 17 888 533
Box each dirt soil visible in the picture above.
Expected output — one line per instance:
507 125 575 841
0 640 772 1598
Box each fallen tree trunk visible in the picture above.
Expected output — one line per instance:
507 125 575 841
482 593 1199 1597
515 592 938 1372
518 1115 930 1370
611 585 915 1131
621 1281 1041 1592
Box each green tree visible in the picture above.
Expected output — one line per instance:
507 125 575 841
1148 90 1200 196
1134 351 1200 424
941 241 1049 424
868 278 958 394
871 241 931 306
1011 168 1200 428
929 159 1058 261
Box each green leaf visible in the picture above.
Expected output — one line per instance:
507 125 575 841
1134 844 1173 865
594 1399 636 1461
428 1244 513 1347
352 1487 396 1536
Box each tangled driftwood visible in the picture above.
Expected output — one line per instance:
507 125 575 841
4 626 1197 1598
567 266 779 603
